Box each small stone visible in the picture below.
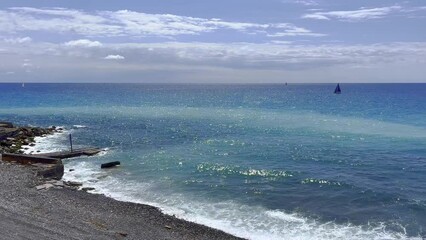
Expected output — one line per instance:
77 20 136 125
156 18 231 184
164 225 172 229
69 169 75 172
52 181 65 187
82 187 95 191
66 181 83 187
116 232 128 237
35 183 54 190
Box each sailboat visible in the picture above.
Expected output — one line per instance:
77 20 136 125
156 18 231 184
334 83 341 94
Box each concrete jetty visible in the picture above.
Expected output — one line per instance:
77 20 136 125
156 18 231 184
34 148 102 159
1 153 64 179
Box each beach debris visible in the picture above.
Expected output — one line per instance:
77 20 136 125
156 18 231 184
69 169 75 172
165 225 172 229
82 187 95 191
35 183 54 190
101 161 121 169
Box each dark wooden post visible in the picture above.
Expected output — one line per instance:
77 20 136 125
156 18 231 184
69 133 73 152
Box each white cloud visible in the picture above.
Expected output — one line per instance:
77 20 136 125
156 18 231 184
303 6 402 21
64 39 103 47
282 0 318 6
267 26 326 37
3 37 32 44
104 54 125 60
0 7 322 38
1 40 425 83
295 0 319 6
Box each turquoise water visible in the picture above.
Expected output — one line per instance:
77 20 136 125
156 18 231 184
1 83 425 239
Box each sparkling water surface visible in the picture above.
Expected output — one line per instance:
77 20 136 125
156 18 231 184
1 83 425 239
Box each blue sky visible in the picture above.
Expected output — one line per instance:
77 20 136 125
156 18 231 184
0 0 425 83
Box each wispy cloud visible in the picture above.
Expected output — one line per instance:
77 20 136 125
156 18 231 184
104 54 125 60
64 39 103 47
0 7 323 38
282 0 319 6
303 6 402 21
295 0 319 6
267 26 326 37
3 37 32 44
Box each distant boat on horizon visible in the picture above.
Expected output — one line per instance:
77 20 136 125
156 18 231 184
334 83 341 94
22 82 25 88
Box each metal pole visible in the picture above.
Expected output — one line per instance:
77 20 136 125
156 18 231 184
69 133 73 152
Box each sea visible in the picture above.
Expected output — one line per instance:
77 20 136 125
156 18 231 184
0 83 425 240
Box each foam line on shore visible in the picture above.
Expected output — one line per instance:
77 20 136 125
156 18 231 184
22 126 69 154
62 161 415 240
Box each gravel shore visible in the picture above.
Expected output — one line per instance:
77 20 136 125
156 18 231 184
0 159 243 240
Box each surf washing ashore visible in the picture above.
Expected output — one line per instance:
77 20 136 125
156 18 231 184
0 122 241 239
0 83 425 239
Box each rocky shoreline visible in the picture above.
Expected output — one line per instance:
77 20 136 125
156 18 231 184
0 121 244 240
0 121 62 154
0 161 243 240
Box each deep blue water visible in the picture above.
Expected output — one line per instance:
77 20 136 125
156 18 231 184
1 83 425 239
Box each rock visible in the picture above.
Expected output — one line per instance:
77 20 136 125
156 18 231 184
52 181 65 187
0 122 13 128
165 225 172 229
69 169 75 172
82 187 95 191
116 232 128 237
35 183 54 190
101 161 121 169
1 141 12 147
66 181 83 187
29 143 36 146
36 162 64 180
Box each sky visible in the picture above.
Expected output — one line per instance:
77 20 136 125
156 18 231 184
0 0 425 83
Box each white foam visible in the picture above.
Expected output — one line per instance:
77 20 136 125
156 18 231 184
62 162 417 240
22 127 69 154
72 125 87 128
